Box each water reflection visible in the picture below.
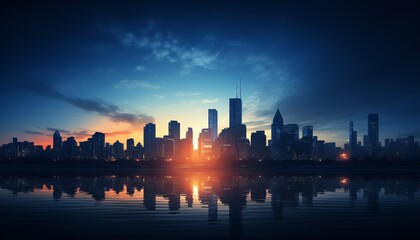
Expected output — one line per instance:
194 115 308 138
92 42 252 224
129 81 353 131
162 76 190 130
0 173 419 238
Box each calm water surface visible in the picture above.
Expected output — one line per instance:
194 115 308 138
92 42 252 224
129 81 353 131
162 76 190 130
0 171 419 239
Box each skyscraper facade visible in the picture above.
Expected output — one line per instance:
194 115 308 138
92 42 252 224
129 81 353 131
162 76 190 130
208 109 218 141
368 114 379 147
302 126 313 139
144 123 156 156
168 120 180 140
229 98 242 128
53 130 62 150
271 109 284 147
92 132 105 160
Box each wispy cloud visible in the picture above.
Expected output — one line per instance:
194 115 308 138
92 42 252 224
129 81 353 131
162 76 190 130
134 65 146 72
30 82 154 126
114 80 159 89
201 98 219 104
152 94 165 99
118 24 220 75
227 40 247 47
22 130 47 136
176 92 201 97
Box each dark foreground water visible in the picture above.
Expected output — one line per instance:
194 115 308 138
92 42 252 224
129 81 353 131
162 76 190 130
0 171 419 239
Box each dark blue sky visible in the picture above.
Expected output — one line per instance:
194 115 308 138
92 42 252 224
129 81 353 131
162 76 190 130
1 0 419 148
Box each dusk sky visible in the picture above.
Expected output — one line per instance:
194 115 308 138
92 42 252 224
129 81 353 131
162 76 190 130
1 0 419 149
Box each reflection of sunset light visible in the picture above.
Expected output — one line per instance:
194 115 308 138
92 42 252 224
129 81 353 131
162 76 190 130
192 185 199 204
340 178 349 185
340 153 349 160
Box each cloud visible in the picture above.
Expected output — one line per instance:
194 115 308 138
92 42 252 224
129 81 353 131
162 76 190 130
118 25 219 75
201 98 219 104
22 130 47 136
175 92 201 97
152 94 165 99
104 130 132 137
114 80 159 89
29 82 154 126
46 128 71 134
134 65 146 72
227 40 247 47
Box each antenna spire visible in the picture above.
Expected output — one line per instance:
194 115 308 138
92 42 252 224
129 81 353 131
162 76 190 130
239 78 242 99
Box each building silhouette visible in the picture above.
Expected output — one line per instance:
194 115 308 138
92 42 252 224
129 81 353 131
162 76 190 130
199 128 213 160
168 120 180 141
208 109 218 141
271 109 283 147
349 121 357 157
144 123 156 159
368 114 379 147
92 132 105 160
53 130 62 150
229 98 242 128
250 131 266 160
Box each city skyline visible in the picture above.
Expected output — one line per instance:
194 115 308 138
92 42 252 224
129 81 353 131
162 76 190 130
1 1 420 150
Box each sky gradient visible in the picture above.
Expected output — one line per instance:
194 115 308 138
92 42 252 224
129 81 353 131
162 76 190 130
1 0 419 149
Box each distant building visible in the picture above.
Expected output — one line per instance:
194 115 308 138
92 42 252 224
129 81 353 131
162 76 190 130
251 130 266 160
302 126 313 139
229 98 242 128
349 121 357 157
208 109 218 141
168 120 180 140
92 132 105 160
62 137 78 160
144 123 156 159
271 109 283 147
53 130 62 150
198 128 213 160
127 138 135 151
112 140 124 160
368 114 379 147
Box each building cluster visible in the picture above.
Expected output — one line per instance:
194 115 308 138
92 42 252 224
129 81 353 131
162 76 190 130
1 92 419 162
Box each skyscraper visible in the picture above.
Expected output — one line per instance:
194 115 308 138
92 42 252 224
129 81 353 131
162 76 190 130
271 109 284 147
229 98 242 128
168 120 180 140
144 123 156 156
251 130 266 160
302 126 313 139
53 130 62 150
186 127 193 146
127 138 135 151
198 128 213 159
368 114 379 147
92 132 105 160
349 121 357 155
208 109 218 141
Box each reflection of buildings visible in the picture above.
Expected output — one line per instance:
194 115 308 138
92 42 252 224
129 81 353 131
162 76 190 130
2 174 420 232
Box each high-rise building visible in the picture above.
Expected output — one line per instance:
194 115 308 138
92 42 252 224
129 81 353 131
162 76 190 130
53 130 62 150
251 130 266 160
349 121 357 156
208 109 218 141
186 127 193 146
144 123 156 150
92 132 105 160
127 138 135 151
198 128 213 159
112 140 124 160
302 126 313 139
229 98 242 128
368 114 379 147
169 120 180 140
282 124 299 141
271 109 283 147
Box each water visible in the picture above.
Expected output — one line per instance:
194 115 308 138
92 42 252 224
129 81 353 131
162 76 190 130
0 171 419 239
